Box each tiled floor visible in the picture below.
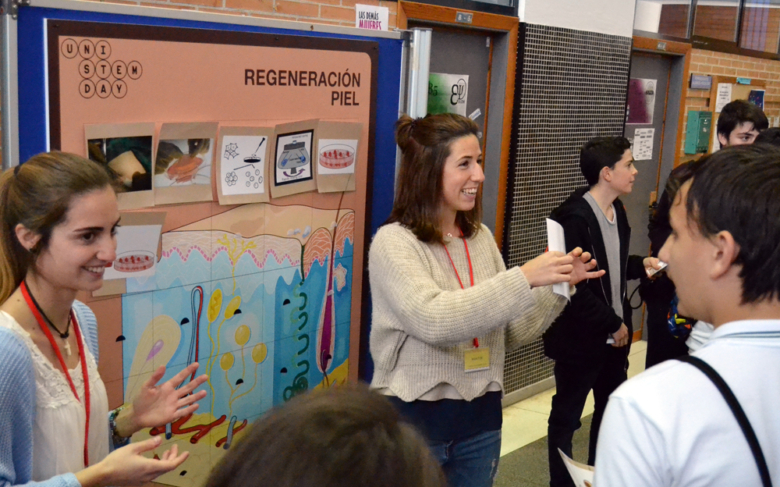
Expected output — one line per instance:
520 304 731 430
500 340 648 457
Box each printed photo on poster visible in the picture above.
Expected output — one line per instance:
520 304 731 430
104 224 163 281
154 138 213 187
275 130 313 185
626 78 656 124
318 139 358 175
221 135 268 196
88 135 153 193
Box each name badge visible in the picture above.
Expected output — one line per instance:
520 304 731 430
464 347 490 372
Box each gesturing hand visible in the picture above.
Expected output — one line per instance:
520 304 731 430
98 436 189 486
520 251 574 288
569 247 605 286
123 362 209 436
520 247 605 288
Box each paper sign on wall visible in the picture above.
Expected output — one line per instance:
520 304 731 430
428 73 469 116
355 4 389 31
715 83 732 113
749 89 765 110
216 125 273 205
626 78 656 124
633 128 655 161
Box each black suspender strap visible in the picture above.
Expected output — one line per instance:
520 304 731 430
676 355 773 487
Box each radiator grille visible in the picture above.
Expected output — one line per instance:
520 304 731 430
502 24 632 395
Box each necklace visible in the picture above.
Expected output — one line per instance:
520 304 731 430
22 280 72 355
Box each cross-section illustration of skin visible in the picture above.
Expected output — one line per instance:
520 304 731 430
121 203 355 487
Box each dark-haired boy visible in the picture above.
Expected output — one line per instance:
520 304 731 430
544 137 657 487
645 99 768 367
595 144 780 486
716 99 768 148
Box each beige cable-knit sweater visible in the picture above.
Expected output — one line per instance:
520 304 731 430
369 223 568 402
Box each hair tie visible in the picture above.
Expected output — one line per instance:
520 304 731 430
410 119 418 135
13 164 21 177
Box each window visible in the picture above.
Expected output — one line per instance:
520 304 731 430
694 0 740 42
635 0 692 38
740 0 780 53
635 0 780 59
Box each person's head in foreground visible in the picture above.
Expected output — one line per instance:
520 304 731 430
579 136 636 195
389 113 483 243
754 126 780 148
659 144 780 324
716 99 768 147
205 384 447 487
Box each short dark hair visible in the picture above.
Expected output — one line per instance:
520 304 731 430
754 127 780 147
684 144 780 304
716 100 768 139
579 136 631 186
387 113 481 244
205 384 446 487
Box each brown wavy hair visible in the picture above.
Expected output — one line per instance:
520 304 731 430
386 113 482 243
206 384 446 487
0 152 113 304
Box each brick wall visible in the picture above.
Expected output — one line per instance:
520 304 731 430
679 48 780 163
90 0 397 28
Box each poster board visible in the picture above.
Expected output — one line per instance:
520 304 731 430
14 5 402 486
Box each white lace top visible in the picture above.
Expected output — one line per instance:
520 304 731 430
0 311 109 478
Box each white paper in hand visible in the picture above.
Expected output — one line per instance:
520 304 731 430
546 218 570 301
558 449 595 486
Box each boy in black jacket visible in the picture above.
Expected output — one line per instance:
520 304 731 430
544 137 657 487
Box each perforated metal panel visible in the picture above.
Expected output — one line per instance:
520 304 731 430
502 24 632 396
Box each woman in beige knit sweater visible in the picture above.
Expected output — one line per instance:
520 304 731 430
369 114 604 487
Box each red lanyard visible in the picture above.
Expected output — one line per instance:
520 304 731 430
20 282 91 467
443 233 480 348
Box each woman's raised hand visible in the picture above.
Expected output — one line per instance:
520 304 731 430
569 247 605 285
520 247 604 288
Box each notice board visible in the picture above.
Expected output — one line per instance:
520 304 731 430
14 4 402 485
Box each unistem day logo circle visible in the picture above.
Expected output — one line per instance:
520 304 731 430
61 38 143 100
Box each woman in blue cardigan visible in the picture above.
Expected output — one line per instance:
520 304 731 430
0 152 209 487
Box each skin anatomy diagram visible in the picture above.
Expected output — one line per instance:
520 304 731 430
121 203 354 487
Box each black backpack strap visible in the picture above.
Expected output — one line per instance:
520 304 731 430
677 355 773 487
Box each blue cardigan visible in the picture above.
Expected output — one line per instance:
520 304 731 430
0 301 101 487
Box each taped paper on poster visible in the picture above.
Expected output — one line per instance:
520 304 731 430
270 119 319 198
315 121 363 193
216 125 274 205
154 122 218 205
85 122 156 210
